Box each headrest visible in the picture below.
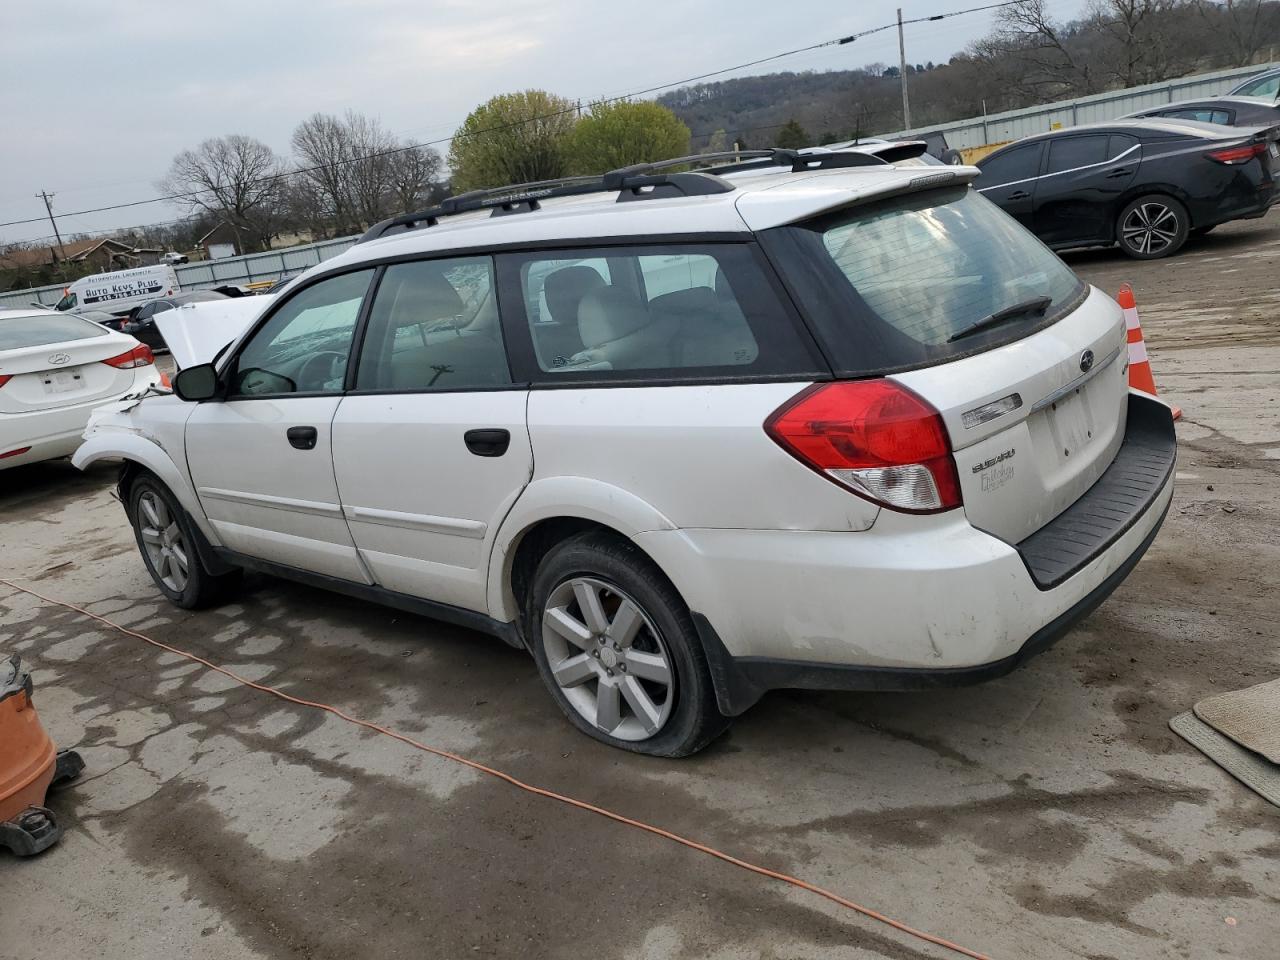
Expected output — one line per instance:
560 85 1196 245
578 287 650 349
544 266 606 323
393 272 465 324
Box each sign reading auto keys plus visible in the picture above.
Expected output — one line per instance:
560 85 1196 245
82 269 166 305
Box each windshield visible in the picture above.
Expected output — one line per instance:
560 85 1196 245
766 187 1085 375
1 313 109 350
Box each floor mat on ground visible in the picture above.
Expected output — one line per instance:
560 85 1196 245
1170 710 1280 807
1193 677 1280 763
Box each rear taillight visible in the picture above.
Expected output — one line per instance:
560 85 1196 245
102 344 154 369
1207 143 1266 165
0 374 10 389
765 380 962 514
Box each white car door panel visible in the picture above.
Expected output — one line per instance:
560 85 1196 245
185 269 375 583
186 396 368 582
333 393 531 610
330 257 531 613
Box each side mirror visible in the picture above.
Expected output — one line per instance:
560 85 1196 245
173 364 219 402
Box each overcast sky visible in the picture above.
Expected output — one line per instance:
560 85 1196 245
1 0 1090 247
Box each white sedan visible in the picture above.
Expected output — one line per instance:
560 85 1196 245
0 309 162 470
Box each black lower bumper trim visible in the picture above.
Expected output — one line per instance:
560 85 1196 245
695 495 1171 717
1016 394 1176 590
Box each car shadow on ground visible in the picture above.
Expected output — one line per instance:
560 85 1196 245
0 459 117 511
1058 221 1273 267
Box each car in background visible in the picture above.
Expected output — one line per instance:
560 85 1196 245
160 252 189 266
121 290 229 351
75 309 129 331
1228 66 1280 100
1124 96 1280 128
53 264 179 316
975 118 1279 258
0 309 160 470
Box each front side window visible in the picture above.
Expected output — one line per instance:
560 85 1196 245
55 292 77 311
510 244 817 379
230 269 372 397
355 257 510 392
767 187 1085 374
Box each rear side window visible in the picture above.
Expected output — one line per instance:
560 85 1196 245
764 187 1085 375
1163 108 1231 125
355 257 510 392
1238 73 1280 98
0 313 108 349
1046 135 1110 173
503 244 820 381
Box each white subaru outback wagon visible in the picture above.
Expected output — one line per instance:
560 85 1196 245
76 147 1176 756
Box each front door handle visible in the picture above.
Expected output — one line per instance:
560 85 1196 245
464 428 511 457
1008 190 1031 200
286 426 318 450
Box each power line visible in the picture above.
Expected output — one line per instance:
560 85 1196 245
0 1 1021 234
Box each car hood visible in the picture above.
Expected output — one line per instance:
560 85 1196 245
155 296 275 369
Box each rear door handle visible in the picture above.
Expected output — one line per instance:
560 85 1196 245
464 428 511 457
286 426 318 450
1008 190 1031 200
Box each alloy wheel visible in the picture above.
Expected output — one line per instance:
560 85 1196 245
137 491 190 593
541 576 675 741
1121 202 1180 255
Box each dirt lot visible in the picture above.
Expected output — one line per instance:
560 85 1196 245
2 220 1278 960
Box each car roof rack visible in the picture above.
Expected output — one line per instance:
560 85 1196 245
356 148 896 244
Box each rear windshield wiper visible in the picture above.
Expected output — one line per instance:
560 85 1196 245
947 295 1053 343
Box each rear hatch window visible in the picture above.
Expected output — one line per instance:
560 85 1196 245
764 187 1086 376
0 314 108 350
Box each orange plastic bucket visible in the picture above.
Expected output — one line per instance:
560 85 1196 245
0 655 57 825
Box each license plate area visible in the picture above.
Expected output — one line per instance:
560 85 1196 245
1043 385 1096 464
41 368 84 394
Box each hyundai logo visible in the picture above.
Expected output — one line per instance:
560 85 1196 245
1079 349 1095 373
48 353 71 366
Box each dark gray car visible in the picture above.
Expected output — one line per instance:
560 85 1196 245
1125 96 1280 128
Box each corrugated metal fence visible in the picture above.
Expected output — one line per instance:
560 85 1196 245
0 234 359 310
4 62 1276 311
881 62 1278 149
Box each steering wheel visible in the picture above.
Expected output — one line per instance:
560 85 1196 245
295 351 348 391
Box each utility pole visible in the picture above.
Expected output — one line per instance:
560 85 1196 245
36 190 67 261
897 8 911 130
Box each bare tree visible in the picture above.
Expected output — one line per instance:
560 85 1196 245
158 135 285 253
290 111 443 233
1197 0 1271 66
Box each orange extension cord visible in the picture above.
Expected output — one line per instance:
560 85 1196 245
1 577 994 960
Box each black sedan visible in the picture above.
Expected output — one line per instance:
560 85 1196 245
975 119 1280 259
120 290 228 351
1124 96 1280 128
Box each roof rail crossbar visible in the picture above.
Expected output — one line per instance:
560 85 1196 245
704 150 892 177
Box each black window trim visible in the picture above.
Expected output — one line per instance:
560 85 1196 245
975 140 1047 190
493 238 831 389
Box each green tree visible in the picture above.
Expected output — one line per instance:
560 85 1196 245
566 100 690 174
447 90 577 191
774 120 810 150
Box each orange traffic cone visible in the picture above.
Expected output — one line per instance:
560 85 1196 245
1117 284 1181 420
159 372 172 389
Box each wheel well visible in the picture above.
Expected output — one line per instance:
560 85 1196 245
509 518 619 616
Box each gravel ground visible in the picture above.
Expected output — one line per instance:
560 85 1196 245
1 218 1278 960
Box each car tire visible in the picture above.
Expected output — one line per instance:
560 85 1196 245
526 531 729 757
128 475 240 609
1117 195 1190 259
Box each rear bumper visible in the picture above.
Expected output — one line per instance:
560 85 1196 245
0 368 161 469
637 395 1176 716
